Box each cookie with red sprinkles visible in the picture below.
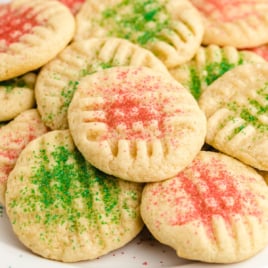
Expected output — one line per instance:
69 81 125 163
0 109 48 205
141 151 268 263
35 37 170 130
6 129 143 262
68 66 207 182
0 0 75 81
58 0 85 14
246 44 268 62
190 0 268 48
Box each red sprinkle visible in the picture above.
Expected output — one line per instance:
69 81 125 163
246 45 268 61
193 0 261 22
150 157 263 238
91 69 183 141
58 0 85 14
0 126 42 183
0 4 42 52
104 92 165 140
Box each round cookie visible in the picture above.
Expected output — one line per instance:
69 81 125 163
35 37 170 130
190 0 268 48
0 0 75 81
68 66 207 182
141 151 268 263
169 44 265 100
75 0 204 68
5 129 143 262
0 109 48 205
199 63 268 171
0 72 36 121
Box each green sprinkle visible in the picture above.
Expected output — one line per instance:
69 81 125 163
59 61 115 116
9 144 140 233
80 60 115 77
61 80 79 109
204 58 242 86
249 99 268 115
225 86 268 140
188 55 244 100
228 124 246 140
100 0 171 45
189 67 202 100
240 109 257 123
257 81 268 100
0 76 27 93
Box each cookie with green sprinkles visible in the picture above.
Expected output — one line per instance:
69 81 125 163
5 129 143 262
199 63 268 171
0 72 37 122
0 0 75 81
0 109 48 206
68 66 207 183
169 45 265 100
35 37 170 130
74 0 204 68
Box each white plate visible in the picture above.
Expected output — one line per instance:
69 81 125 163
1 0 268 267
1 205 268 268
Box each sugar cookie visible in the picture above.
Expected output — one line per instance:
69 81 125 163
190 0 268 48
0 109 48 205
68 66 207 182
0 72 36 121
75 0 204 68
35 37 170 130
141 151 268 263
199 63 268 171
6 130 143 262
169 45 265 100
0 0 75 81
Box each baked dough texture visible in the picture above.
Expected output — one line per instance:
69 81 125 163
141 151 268 263
6 130 143 262
68 66 207 182
0 0 75 81
75 0 204 68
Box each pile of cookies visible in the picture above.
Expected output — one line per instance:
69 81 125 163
1 0 268 265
